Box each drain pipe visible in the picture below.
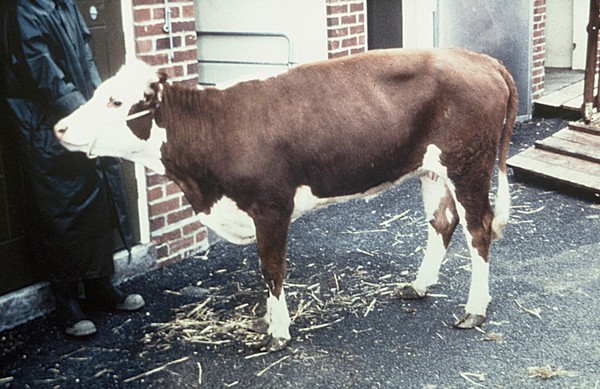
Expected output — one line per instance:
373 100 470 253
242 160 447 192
162 0 174 62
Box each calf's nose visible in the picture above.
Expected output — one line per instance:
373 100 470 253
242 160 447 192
54 123 68 140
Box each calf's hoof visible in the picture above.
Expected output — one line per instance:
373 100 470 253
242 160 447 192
453 313 486 329
259 334 290 352
394 284 426 300
252 318 269 334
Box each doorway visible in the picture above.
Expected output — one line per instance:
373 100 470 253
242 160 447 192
367 0 403 50
0 0 135 296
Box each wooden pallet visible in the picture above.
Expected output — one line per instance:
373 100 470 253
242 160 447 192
507 120 600 193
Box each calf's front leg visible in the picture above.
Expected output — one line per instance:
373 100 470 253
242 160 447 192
253 212 292 352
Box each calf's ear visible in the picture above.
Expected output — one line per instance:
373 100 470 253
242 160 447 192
126 71 169 140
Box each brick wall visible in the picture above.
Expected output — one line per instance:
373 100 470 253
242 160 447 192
131 0 207 265
326 0 367 58
132 0 199 86
532 0 546 101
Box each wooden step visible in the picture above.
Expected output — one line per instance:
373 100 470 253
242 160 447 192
507 147 600 193
569 120 600 136
534 128 600 163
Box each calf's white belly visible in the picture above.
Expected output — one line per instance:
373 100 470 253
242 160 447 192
199 178 413 245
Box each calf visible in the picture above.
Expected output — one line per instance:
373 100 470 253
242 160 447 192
55 48 517 351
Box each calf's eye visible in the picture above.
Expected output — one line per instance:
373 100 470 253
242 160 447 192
108 97 123 108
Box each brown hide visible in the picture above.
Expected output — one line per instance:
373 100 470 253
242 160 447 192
156 48 515 219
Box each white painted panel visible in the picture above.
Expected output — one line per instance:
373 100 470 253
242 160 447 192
195 0 328 85
572 0 588 70
546 0 574 68
402 0 436 48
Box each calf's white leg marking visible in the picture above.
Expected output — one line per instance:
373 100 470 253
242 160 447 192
492 169 510 239
265 288 291 341
412 174 451 295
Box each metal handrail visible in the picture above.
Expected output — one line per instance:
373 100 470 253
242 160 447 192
196 31 296 69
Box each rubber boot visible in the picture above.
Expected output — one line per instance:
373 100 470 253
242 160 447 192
84 277 145 311
52 281 97 337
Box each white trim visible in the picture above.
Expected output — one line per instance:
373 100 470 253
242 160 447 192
121 0 137 62
121 0 151 243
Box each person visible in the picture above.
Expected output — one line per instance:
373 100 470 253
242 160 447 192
0 0 144 337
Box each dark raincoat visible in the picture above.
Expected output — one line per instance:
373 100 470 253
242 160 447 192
0 0 134 283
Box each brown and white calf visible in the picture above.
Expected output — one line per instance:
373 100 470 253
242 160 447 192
55 48 517 351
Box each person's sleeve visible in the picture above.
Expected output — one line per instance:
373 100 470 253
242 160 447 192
16 8 86 118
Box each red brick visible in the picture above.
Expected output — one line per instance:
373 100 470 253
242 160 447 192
327 17 340 27
341 14 356 25
169 236 195 252
157 36 182 50
147 172 169 187
153 6 180 20
133 8 151 23
185 34 197 46
133 0 162 5
136 39 153 53
342 36 358 48
350 2 364 12
150 216 165 231
329 50 349 59
327 5 348 14
182 5 196 18
328 27 348 38
167 207 194 224
174 48 197 62
147 186 164 202
156 244 169 259
350 25 365 35
187 62 198 76
154 228 182 245
150 197 180 216
135 23 166 38
195 230 207 243
172 21 196 33
183 221 204 235
139 53 169 66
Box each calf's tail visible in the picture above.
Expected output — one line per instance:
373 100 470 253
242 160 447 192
491 64 518 240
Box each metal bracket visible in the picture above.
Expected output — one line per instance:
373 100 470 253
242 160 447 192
162 0 174 62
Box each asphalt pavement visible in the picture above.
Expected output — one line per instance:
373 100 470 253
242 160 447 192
1 116 599 388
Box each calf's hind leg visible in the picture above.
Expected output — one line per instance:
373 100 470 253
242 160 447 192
452 187 494 329
397 173 459 299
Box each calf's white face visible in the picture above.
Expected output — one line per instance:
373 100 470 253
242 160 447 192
54 60 167 173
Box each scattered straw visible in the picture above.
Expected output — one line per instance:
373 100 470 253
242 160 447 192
380 210 410 227
123 356 190 383
197 362 202 385
144 263 417 358
459 372 485 387
256 355 291 377
514 300 542 320
528 365 576 379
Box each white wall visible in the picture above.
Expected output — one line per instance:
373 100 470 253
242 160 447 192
195 0 328 85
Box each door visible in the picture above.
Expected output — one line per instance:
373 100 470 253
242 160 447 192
0 125 40 295
367 0 403 49
0 0 131 296
546 0 574 68
436 0 533 118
